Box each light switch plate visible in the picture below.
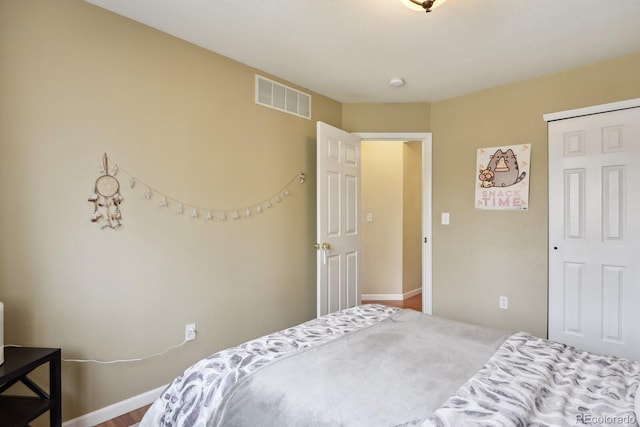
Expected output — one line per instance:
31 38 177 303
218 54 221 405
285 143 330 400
441 212 450 225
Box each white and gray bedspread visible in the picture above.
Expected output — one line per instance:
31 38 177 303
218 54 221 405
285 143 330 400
142 305 640 426
424 332 640 427
141 305 401 427
141 305 509 426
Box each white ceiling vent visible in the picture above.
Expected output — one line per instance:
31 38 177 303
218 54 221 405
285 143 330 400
255 75 311 120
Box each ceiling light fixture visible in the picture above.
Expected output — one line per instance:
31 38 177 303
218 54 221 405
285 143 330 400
400 0 447 13
388 77 405 88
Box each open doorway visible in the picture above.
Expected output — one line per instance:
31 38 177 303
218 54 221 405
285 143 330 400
314 124 431 316
356 133 432 314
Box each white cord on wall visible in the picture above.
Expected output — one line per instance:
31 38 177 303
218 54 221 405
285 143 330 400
63 339 190 364
3 339 189 364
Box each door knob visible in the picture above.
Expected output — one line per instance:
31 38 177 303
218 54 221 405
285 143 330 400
314 243 331 265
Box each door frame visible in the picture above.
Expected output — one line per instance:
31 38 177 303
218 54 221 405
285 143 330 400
355 132 433 315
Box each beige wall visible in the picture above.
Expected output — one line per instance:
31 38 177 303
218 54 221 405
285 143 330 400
361 142 403 295
361 141 422 297
430 53 640 338
343 53 640 339
343 103 431 133
402 141 422 294
0 0 340 421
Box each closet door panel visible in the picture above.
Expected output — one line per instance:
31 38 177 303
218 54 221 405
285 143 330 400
548 105 640 361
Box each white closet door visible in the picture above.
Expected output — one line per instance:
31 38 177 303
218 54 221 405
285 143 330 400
548 106 640 361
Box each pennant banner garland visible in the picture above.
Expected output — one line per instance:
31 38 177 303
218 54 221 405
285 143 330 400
89 155 306 226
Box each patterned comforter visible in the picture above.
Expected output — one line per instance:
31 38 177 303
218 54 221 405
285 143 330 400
140 304 400 427
424 332 640 427
142 305 640 427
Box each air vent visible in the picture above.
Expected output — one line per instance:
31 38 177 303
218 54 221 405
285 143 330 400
255 75 311 120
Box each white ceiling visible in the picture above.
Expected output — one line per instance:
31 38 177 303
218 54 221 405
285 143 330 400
85 0 640 103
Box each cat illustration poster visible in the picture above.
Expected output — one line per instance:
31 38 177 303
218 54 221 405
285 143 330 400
475 144 531 210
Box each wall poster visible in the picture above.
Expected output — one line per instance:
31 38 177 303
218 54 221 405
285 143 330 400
475 144 531 210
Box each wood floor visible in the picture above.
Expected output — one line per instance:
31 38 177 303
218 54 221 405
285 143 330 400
98 294 422 426
362 293 423 312
95 404 151 427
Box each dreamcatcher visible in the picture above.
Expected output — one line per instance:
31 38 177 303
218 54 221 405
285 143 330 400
88 153 123 229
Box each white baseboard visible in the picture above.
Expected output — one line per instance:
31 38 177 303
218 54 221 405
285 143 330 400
62 384 166 427
362 287 422 301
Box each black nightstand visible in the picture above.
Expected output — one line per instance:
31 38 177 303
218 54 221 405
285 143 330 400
0 347 61 427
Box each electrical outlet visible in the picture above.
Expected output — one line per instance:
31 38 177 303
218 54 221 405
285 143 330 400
499 296 509 310
185 323 197 342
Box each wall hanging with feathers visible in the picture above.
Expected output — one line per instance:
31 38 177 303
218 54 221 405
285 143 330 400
87 153 306 226
88 153 123 229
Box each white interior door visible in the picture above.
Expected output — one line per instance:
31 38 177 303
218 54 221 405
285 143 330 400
548 104 640 361
316 122 361 317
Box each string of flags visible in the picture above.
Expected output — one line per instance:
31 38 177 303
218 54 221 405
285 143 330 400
91 156 306 224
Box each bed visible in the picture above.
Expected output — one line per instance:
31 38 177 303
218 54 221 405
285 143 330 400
141 305 640 427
